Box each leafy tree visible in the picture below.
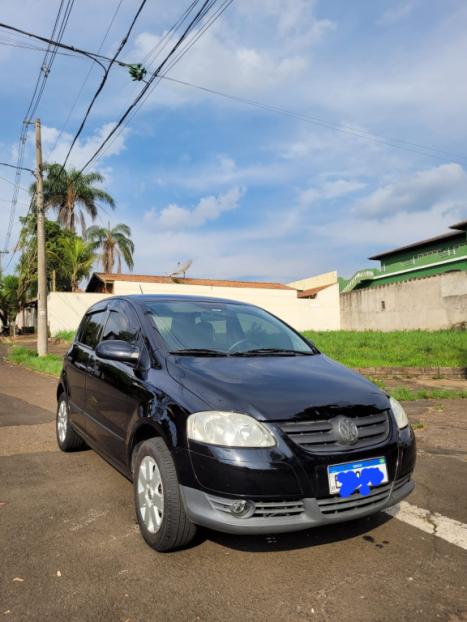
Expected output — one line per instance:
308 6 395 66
87 222 134 273
29 163 115 236
0 274 21 334
51 237 96 292
16 215 79 298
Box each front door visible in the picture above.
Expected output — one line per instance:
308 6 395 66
85 301 150 467
66 309 108 434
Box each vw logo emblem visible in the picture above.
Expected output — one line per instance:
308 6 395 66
334 416 359 445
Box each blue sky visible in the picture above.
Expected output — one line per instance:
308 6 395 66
1 0 467 282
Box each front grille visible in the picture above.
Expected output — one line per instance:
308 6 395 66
317 475 410 516
277 411 390 453
207 495 304 518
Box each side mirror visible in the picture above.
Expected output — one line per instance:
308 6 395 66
95 340 140 364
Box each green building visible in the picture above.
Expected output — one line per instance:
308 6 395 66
342 220 467 292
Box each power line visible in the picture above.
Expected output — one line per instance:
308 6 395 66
84 0 206 166
80 0 231 173
46 0 125 159
0 22 107 71
0 37 78 58
0 174 31 194
3 9 467 168
0 161 35 174
58 0 147 171
2 0 75 260
157 75 467 165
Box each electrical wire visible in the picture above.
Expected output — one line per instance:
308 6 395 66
84 0 205 166
58 0 147 171
0 37 77 58
0 174 31 193
0 22 107 71
80 0 231 172
46 0 125 159
157 76 467 164
2 0 75 263
0 161 35 174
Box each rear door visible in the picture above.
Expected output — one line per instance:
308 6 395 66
85 301 149 466
65 308 108 434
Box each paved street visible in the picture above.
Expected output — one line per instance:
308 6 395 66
1 357 466 622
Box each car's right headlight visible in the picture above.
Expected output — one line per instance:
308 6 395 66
390 396 409 429
187 411 276 447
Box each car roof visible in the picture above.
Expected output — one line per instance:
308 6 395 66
103 294 250 306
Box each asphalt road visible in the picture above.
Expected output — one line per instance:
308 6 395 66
1 358 466 622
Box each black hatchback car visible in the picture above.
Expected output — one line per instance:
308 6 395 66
57 295 415 551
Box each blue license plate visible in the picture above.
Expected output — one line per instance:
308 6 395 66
327 456 388 495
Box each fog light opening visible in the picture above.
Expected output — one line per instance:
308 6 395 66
230 500 256 519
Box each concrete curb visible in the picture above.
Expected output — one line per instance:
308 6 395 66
356 366 467 379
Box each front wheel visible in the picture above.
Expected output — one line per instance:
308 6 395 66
56 394 86 452
133 438 196 552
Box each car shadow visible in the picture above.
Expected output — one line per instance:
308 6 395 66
195 511 394 553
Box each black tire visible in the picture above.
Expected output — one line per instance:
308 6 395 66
56 393 86 452
133 438 196 552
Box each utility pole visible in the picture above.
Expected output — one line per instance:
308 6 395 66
0 250 9 272
35 118 48 356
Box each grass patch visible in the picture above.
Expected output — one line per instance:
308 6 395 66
389 387 467 401
53 330 75 342
303 330 467 368
8 346 62 377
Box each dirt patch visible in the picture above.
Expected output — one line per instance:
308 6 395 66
407 399 467 461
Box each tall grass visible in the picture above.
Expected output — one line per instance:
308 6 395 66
302 330 467 368
8 346 63 377
53 330 75 342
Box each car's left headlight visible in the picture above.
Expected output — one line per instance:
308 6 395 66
187 411 276 447
390 397 409 429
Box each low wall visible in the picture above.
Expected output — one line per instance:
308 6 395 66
340 271 467 331
47 282 341 335
112 280 341 332
47 292 109 335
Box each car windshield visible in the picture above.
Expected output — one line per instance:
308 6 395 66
144 300 317 355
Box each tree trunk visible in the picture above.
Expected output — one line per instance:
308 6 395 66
66 182 75 231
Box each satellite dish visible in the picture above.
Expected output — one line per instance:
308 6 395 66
169 259 192 279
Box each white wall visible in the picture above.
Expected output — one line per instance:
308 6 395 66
47 292 109 335
288 270 338 291
47 281 341 335
340 271 467 331
111 280 341 332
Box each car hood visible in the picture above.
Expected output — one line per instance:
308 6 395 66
166 353 389 421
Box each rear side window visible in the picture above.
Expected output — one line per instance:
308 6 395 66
78 310 107 349
101 304 140 345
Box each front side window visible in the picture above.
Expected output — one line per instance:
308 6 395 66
144 301 316 355
79 310 107 349
101 305 140 344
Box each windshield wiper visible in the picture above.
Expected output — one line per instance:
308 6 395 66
170 348 229 356
231 348 315 356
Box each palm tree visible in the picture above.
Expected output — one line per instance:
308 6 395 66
30 163 115 236
52 237 96 292
87 222 134 273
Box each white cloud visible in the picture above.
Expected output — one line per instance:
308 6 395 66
378 0 418 26
41 123 128 170
153 155 295 192
355 163 467 217
127 0 336 111
144 186 244 230
300 179 365 206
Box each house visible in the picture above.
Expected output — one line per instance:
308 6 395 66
342 220 467 292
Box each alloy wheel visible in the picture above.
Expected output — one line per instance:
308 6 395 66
137 456 164 534
57 400 68 443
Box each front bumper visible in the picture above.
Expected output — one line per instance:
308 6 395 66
180 474 414 534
